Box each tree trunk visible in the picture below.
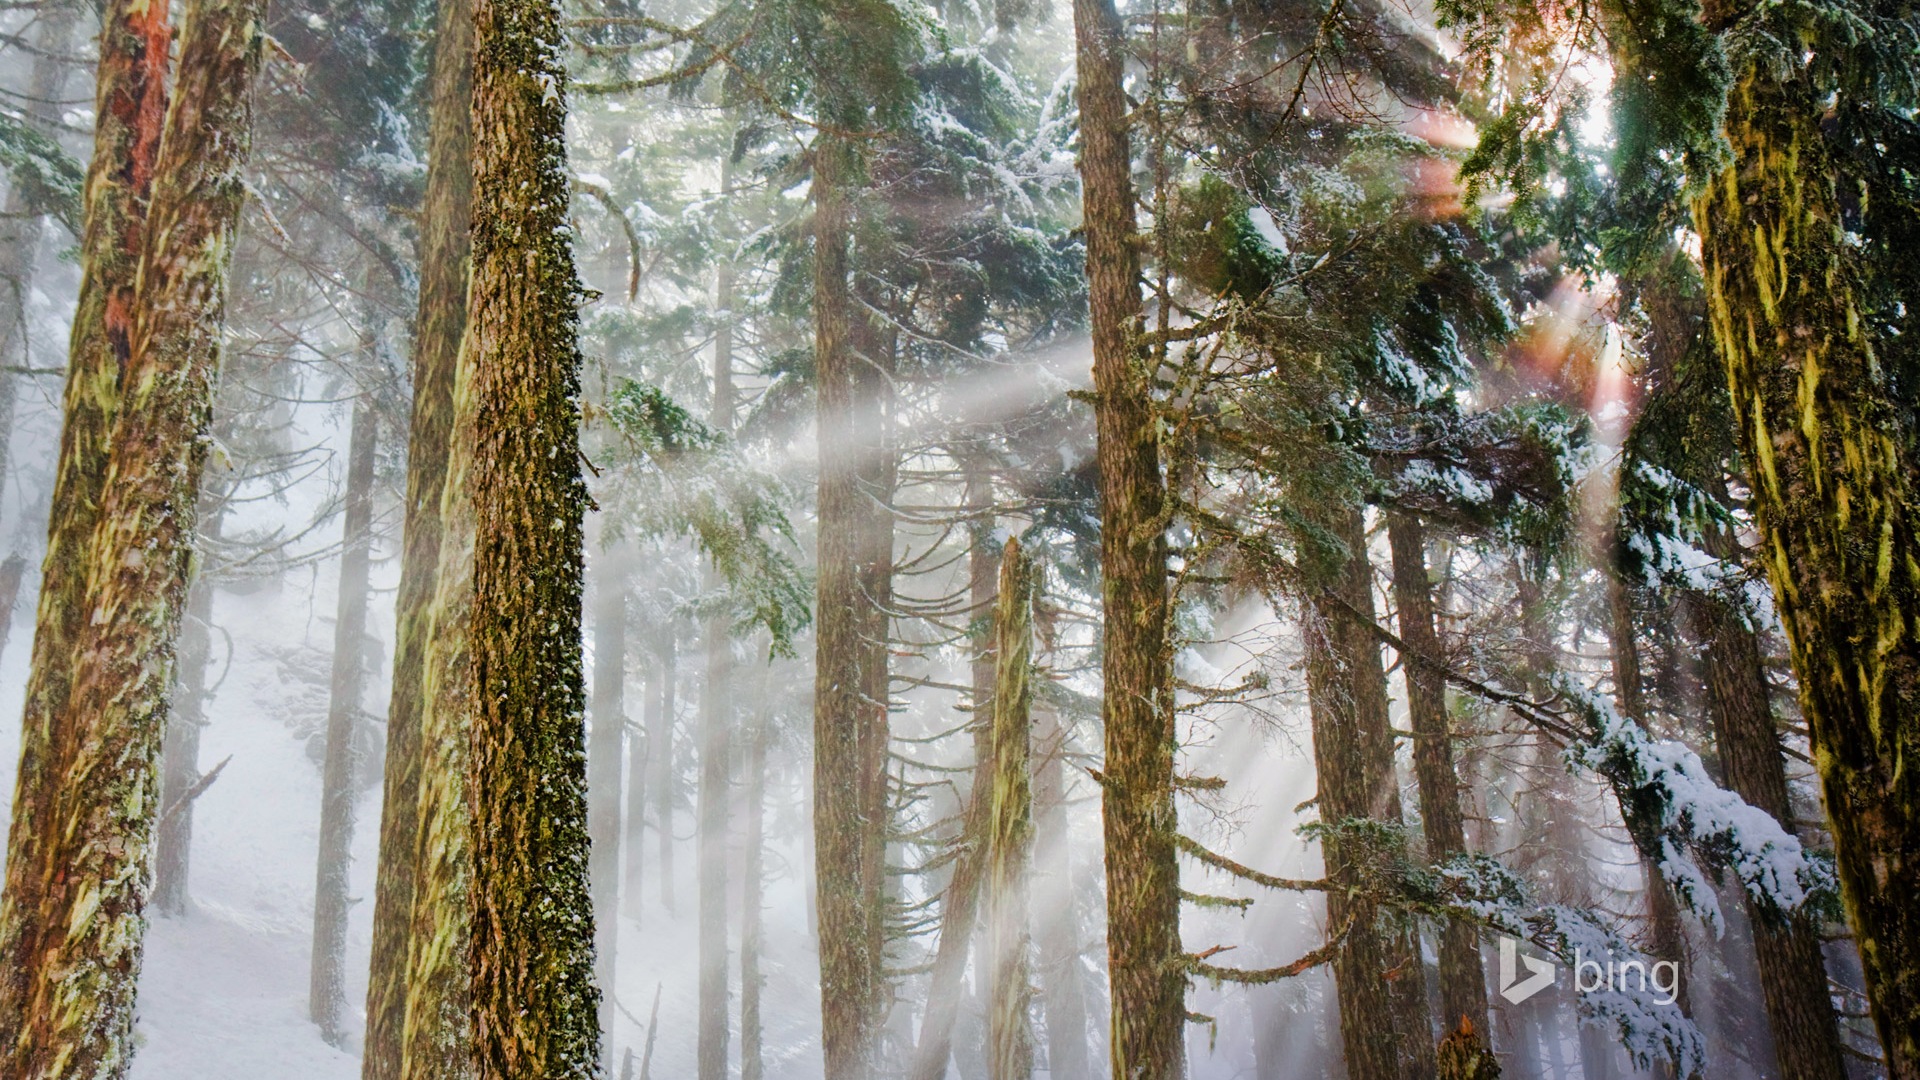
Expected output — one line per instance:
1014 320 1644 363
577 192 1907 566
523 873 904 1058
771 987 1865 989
1385 511 1489 1043
1307 506 1434 1080
741 658 770 1080
0 0 173 1032
654 632 677 913
699 223 737 1080
312 395 379 1045
1033 710 1091 1080
0 555 26 670
154 491 224 916
590 542 628 1056
985 539 1036 1080
463 0 600 1071
908 461 998 1080
0 0 79 509
363 0 472 1071
0 0 262 1070
624 650 648 924
1071 0 1185 1073
1688 585 1847 1080
811 131 893 1080
1692 55 1920 1076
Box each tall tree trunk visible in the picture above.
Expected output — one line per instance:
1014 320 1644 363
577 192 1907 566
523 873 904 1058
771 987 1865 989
1307 506 1434 1080
0 0 79 508
1071 0 1185 1074
0 555 26 669
311 396 379 1045
0 0 262 1070
1033 710 1091 1080
985 540 1036 1080
908 460 998 1080
363 0 472 1072
1385 511 1489 1045
654 632 677 913
811 131 893 1080
153 496 222 916
1692 52 1920 1077
699 221 737 1080
740 656 770 1080
1604 572 1695 1025
0 0 173 1030
624 651 648 923
463 0 599 1071
590 541 628 1055
1687 584 1847 1080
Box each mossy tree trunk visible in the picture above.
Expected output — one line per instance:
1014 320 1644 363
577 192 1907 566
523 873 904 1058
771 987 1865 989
312 395 379 1046
363 0 472 1072
1071 0 1186 1073
462 0 600 1072
0 0 264 1071
0 0 173 1033
811 130 893 1080
985 539 1036 1080
1692 60 1920 1078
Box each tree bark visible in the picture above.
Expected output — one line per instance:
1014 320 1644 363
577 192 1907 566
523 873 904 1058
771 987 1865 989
811 130 893 1080
463 0 600 1072
312 395 379 1046
1071 0 1186 1073
589 542 628 1057
986 540 1037 1080
1692 57 1920 1077
0 0 173 1034
0 0 262 1070
1385 511 1489 1044
1306 506 1434 1080
1688 584 1847 1080
363 0 472 1072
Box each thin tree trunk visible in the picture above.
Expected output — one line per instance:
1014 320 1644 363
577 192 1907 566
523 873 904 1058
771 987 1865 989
590 542 628 1056
0 0 79 508
0 555 26 668
464 0 599 1070
908 462 999 1080
1071 0 1185 1073
811 130 892 1080
1307 506 1434 1080
1032 710 1090 1080
0 0 262 1070
1688 584 1847 1080
1385 511 1489 1046
1692 48 1920 1077
624 651 648 923
655 633 677 913
154 492 224 915
699 215 738 1080
985 540 1036 1080
0 0 173 1032
312 395 379 1045
740 655 770 1080
363 0 472 1072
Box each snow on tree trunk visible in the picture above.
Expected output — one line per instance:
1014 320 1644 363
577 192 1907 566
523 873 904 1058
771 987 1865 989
363 0 472 1072
1692 59 1920 1079
0 0 263 1070
461 0 600 1071
312 395 378 1045
0 0 173 1035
